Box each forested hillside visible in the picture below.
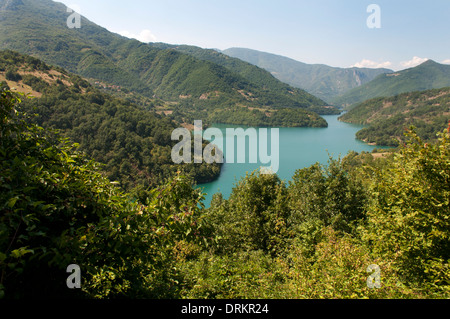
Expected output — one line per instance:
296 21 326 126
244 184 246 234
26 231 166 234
334 60 450 107
339 87 450 146
0 50 221 193
1 86 449 299
0 0 333 127
150 43 340 115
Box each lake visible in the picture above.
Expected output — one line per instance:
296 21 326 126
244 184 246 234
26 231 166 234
197 114 385 207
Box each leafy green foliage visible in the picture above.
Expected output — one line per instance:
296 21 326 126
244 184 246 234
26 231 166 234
205 172 289 256
1 83 449 299
362 128 450 296
288 157 368 236
179 250 285 299
276 226 421 299
0 86 212 298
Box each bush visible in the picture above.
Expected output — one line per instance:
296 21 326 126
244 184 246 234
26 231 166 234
0 85 211 299
206 171 289 256
5 68 22 82
278 227 422 299
362 128 450 296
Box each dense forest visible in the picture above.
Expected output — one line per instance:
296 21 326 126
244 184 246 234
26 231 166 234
0 0 339 123
339 87 450 146
0 50 222 194
157 96 330 129
206 107 328 128
1 85 449 299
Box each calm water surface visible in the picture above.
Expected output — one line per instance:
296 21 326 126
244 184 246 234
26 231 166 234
197 115 385 207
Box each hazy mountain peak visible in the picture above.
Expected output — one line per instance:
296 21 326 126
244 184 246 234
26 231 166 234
223 47 393 103
422 58 435 64
417 59 439 68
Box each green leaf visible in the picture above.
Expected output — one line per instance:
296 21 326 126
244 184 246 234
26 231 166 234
10 247 34 259
7 196 19 208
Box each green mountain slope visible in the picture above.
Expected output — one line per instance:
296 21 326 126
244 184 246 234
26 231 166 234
334 60 450 107
0 0 330 126
0 49 221 191
339 87 450 146
150 43 339 115
222 47 393 103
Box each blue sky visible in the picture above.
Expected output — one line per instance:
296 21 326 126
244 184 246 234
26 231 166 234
56 0 450 71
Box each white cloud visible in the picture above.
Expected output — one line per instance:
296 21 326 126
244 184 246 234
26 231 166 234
118 29 157 43
441 59 450 65
351 59 392 69
400 56 429 69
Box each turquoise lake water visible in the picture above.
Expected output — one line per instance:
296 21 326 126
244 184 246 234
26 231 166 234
197 114 385 207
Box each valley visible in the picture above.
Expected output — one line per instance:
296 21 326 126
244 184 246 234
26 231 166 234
0 0 449 302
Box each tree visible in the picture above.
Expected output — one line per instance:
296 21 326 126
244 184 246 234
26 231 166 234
206 171 289 256
362 128 450 296
0 85 210 299
5 68 22 82
288 157 368 236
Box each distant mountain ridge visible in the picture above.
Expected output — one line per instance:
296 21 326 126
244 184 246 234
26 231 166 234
149 43 340 115
222 47 393 103
334 59 450 107
0 0 333 121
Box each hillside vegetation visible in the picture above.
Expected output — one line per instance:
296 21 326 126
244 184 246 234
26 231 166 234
339 87 450 146
334 60 450 107
1 0 449 302
0 0 334 127
151 43 340 116
0 50 221 193
1 87 449 299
